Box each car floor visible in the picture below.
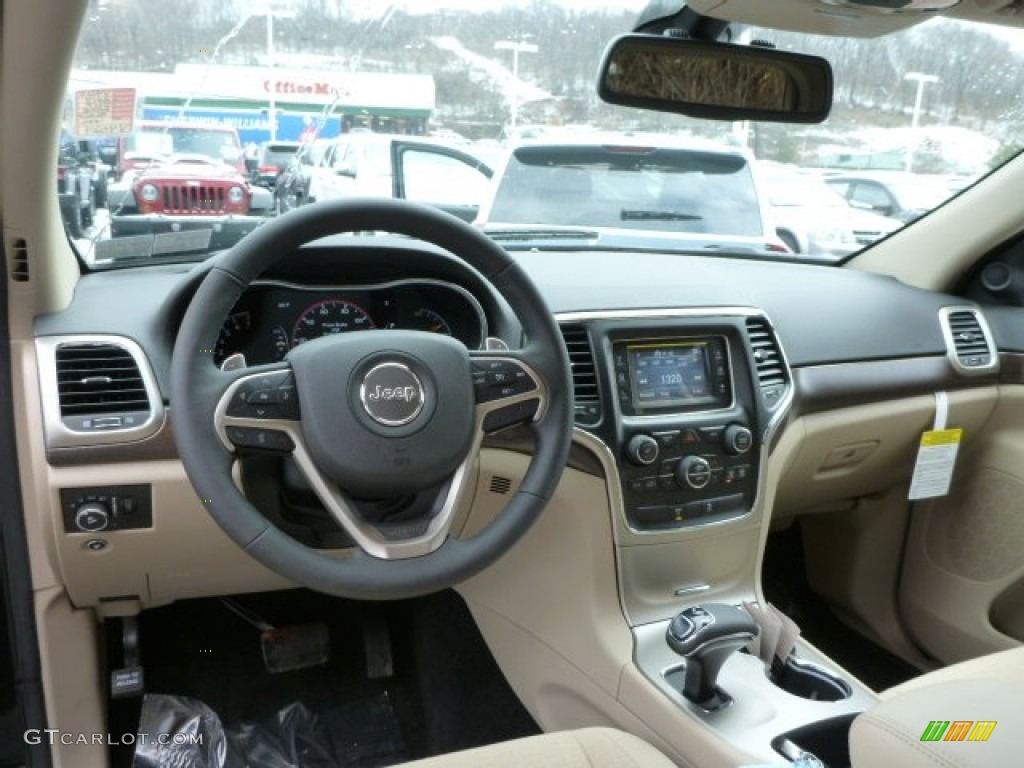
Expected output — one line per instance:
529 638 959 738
106 589 538 768
762 523 921 693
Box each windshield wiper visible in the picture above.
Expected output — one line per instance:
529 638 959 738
485 227 601 242
620 209 703 222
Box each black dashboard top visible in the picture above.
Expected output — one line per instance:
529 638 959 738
37 238 975 401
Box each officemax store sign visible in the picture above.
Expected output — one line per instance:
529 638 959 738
262 79 350 98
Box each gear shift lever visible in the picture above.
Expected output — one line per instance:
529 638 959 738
666 603 758 708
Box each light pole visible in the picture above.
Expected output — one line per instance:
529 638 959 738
251 4 297 141
494 39 538 133
904 72 939 172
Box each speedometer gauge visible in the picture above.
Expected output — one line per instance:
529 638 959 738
292 299 375 347
410 308 453 336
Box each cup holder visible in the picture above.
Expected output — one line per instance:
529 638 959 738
771 655 852 702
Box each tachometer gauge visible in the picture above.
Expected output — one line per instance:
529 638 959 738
214 311 252 364
410 307 453 336
271 325 291 360
292 299 374 346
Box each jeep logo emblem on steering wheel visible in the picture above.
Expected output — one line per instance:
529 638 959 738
359 362 425 426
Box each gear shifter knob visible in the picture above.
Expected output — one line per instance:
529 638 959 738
666 603 758 708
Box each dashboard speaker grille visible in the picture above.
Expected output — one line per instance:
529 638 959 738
56 343 151 417
744 317 788 408
489 475 512 495
559 323 602 426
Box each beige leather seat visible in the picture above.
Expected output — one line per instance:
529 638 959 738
394 727 677 768
880 644 1024 697
850 646 1024 767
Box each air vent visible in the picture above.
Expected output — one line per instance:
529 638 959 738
488 475 512 495
941 307 998 375
559 324 602 426
744 317 789 409
55 343 152 427
9 237 29 282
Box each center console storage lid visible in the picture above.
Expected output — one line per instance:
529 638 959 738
850 678 1021 768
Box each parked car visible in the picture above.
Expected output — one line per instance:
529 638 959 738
759 164 902 258
476 135 788 255
246 140 301 189
273 138 333 213
105 154 273 250
824 171 954 223
296 133 493 222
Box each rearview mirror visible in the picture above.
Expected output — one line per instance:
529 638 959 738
598 35 833 124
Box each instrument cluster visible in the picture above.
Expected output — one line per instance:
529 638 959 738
213 279 487 366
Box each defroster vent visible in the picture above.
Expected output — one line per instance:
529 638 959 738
744 317 789 409
560 324 602 426
56 342 152 430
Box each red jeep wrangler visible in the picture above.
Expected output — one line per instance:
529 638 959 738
107 151 273 252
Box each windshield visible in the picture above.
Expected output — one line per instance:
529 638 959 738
67 1 1024 267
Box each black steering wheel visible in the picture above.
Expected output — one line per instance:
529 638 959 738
170 199 573 600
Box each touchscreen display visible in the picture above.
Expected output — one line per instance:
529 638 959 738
628 341 716 409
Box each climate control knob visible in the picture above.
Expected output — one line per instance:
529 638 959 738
724 424 753 455
676 456 712 489
74 502 111 533
626 434 660 466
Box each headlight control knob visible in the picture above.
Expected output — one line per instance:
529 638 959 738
74 502 111 533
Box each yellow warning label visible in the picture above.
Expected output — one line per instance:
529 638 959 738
920 428 963 447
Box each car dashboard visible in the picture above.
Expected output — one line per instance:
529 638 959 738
22 233 1022 767
28 236 1001 604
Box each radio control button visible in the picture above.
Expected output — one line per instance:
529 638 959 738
724 424 753 455
627 434 660 466
652 430 680 448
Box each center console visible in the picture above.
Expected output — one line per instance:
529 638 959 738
550 310 873 767
565 313 781 533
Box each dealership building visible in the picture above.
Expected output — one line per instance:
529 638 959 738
68 65 436 143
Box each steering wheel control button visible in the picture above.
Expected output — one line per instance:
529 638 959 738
359 362 425 426
627 434 660 465
482 398 540 432
472 359 537 403
227 370 300 421
724 424 753 455
226 426 295 453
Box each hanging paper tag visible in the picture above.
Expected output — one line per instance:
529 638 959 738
908 392 961 500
